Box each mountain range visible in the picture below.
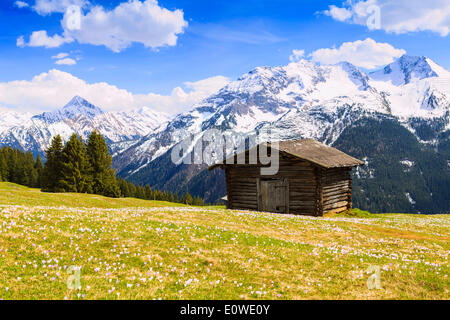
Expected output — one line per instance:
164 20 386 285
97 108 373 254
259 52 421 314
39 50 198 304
0 95 170 156
1 54 449 213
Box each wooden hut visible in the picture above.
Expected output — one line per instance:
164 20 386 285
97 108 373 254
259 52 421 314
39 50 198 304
209 139 363 216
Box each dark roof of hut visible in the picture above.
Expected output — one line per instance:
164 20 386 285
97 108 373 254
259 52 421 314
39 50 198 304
209 138 364 170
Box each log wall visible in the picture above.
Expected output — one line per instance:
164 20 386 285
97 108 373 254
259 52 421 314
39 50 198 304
321 167 352 215
226 154 318 215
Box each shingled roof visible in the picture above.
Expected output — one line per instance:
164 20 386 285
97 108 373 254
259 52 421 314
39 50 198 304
209 138 364 170
275 139 364 168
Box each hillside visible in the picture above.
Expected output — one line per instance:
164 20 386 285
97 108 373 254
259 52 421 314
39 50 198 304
0 182 448 299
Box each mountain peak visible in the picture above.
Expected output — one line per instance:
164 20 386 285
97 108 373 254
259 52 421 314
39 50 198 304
65 95 91 107
33 96 104 124
369 54 447 85
63 96 102 112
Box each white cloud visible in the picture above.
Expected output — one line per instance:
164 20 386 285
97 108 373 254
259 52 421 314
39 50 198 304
33 0 89 15
64 0 188 52
55 58 77 65
0 70 229 114
20 0 188 52
18 30 71 48
325 0 450 36
289 49 305 62
51 52 69 59
310 38 406 69
15 1 29 8
325 5 352 22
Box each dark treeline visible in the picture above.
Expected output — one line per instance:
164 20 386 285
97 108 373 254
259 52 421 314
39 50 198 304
0 147 43 187
117 178 205 205
0 131 206 206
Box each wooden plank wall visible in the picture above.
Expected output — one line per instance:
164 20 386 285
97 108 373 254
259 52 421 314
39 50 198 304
321 167 352 215
225 154 318 215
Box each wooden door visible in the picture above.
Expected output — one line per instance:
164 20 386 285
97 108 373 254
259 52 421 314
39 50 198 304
259 179 289 213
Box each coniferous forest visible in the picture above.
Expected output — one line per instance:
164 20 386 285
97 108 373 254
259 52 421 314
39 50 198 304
0 131 205 206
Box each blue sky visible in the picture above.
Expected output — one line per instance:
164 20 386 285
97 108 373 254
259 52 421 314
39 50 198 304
0 0 449 114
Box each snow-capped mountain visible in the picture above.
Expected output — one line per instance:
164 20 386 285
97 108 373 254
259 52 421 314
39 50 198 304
115 55 450 174
370 55 450 85
33 96 104 124
0 110 33 134
0 96 170 156
113 55 449 212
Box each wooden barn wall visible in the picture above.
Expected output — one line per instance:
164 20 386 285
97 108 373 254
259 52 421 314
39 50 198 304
225 155 318 215
321 167 352 214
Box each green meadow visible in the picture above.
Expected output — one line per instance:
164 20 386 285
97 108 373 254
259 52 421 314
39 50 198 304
0 182 448 300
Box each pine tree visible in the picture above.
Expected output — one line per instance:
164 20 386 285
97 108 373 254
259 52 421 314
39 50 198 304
118 178 130 197
60 134 91 193
127 182 137 198
136 185 146 199
34 154 44 187
24 151 37 187
144 184 153 200
0 149 8 181
42 135 64 192
86 131 120 197
184 192 193 205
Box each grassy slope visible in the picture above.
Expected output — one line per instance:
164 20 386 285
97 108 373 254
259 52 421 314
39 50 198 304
0 182 448 300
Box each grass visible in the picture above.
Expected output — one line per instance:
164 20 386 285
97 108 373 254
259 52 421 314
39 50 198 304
0 182 448 300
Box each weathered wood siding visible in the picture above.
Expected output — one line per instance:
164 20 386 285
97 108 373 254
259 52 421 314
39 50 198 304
225 154 318 215
321 167 352 215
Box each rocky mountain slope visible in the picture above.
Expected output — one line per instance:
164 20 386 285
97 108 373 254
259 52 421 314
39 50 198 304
0 96 170 156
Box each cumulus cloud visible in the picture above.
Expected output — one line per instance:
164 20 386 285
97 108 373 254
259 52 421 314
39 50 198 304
325 5 352 22
289 49 305 62
15 1 29 8
55 58 77 65
18 30 71 48
0 70 229 114
310 38 406 69
65 0 187 52
19 0 188 52
324 0 450 36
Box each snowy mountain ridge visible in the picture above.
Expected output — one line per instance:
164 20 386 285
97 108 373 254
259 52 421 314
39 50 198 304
0 96 170 155
113 54 450 178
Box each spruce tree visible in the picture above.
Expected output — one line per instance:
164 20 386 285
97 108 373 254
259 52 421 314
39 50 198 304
118 178 129 197
86 131 120 197
24 151 37 187
127 182 137 198
42 135 64 192
34 154 44 187
184 192 193 205
60 134 91 193
0 150 7 181
145 185 153 200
